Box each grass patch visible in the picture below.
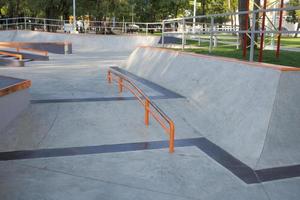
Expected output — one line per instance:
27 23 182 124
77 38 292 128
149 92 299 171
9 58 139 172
171 37 300 67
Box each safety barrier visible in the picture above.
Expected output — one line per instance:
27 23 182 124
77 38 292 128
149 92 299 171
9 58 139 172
107 68 175 153
0 51 22 60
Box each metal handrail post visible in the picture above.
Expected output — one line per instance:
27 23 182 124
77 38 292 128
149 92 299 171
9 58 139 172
145 99 150 126
162 20 165 47
169 122 175 153
146 23 148 36
249 13 256 62
182 18 186 50
118 77 123 93
209 17 214 53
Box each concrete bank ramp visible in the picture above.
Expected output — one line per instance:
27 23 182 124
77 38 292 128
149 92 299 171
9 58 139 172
124 46 300 170
0 30 160 53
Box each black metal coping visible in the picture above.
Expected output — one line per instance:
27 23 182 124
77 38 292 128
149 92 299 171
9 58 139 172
110 66 183 99
31 67 184 104
0 137 299 184
0 76 25 89
31 96 174 104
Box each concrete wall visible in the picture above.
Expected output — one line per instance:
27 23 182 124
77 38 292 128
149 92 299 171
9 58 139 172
124 47 300 169
256 72 300 169
0 89 30 132
0 30 160 53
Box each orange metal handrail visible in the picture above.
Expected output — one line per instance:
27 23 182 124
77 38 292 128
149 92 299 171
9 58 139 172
0 44 48 56
0 51 23 60
107 68 175 153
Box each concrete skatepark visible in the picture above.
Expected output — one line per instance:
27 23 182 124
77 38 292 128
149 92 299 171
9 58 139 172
0 30 300 200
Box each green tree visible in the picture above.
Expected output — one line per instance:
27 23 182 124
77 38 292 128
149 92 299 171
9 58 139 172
286 0 300 37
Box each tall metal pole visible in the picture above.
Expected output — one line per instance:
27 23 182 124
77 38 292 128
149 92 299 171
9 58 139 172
276 0 284 58
258 0 267 62
193 0 197 33
249 13 256 62
73 0 76 32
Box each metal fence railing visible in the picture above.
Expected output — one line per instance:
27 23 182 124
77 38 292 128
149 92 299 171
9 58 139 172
162 6 300 62
0 17 163 35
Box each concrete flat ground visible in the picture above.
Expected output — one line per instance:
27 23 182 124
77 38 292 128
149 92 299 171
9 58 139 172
0 48 299 200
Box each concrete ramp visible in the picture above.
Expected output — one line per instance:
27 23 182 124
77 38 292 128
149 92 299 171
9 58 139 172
124 46 300 170
0 30 160 53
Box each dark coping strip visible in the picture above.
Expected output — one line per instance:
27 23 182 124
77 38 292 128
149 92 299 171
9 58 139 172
190 138 259 184
255 165 300 183
30 95 172 104
110 66 184 99
0 137 299 184
0 138 196 161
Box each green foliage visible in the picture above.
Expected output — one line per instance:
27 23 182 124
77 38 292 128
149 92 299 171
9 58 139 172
286 0 300 24
0 0 234 22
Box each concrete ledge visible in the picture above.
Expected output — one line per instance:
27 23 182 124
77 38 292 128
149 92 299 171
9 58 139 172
0 76 31 131
0 42 72 54
139 46 300 72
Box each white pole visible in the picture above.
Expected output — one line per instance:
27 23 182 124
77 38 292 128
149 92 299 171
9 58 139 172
73 0 76 32
193 0 197 33
132 5 134 24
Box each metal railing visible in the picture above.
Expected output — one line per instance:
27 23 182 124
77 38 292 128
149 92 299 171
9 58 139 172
0 42 49 56
0 17 163 35
107 68 175 153
0 51 23 60
162 6 300 62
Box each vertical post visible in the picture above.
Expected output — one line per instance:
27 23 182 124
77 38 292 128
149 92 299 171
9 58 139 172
107 71 112 83
236 33 239 49
258 0 267 62
182 18 186 50
24 17 27 30
118 77 123 93
144 99 150 126
44 18 46 31
6 19 8 30
73 0 76 32
209 17 214 53
64 41 69 55
162 21 165 47
271 5 277 49
146 23 148 36
243 0 250 58
169 122 175 153
193 0 197 33
213 36 217 47
249 12 256 62
276 0 284 58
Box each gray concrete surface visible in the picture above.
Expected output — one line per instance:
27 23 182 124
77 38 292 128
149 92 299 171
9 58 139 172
0 89 30 132
0 31 299 200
